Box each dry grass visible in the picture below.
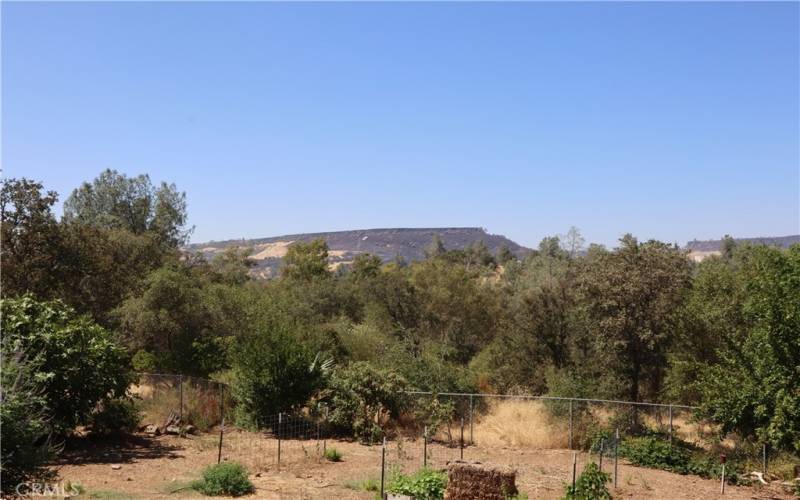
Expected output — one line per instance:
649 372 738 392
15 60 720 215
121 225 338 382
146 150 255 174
472 400 569 449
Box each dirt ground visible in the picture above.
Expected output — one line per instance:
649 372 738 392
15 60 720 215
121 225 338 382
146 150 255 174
49 432 794 500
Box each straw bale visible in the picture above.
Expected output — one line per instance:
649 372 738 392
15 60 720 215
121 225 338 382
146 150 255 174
444 461 517 500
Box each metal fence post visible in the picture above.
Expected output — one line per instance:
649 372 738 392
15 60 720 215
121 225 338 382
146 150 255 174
317 420 321 457
613 427 619 489
571 451 577 494
568 400 574 450
423 426 428 468
178 375 183 423
217 416 224 464
324 406 329 455
277 413 282 466
460 418 464 460
380 437 386 498
762 443 768 476
720 462 726 493
668 405 673 445
599 438 605 472
469 395 474 445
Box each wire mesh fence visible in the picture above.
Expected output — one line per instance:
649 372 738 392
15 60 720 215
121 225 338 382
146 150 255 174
132 373 774 489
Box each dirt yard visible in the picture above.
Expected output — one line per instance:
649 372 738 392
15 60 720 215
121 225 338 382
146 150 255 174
50 432 794 500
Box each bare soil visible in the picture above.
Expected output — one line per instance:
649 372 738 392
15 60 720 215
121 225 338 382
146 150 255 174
49 432 794 500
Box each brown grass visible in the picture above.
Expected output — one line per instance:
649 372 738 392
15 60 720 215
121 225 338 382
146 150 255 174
472 400 569 449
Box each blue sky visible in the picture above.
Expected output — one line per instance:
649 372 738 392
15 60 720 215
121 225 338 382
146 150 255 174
3 2 798 248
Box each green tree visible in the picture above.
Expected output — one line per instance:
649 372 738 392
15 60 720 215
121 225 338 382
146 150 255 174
231 326 327 427
281 239 331 281
63 168 192 248
578 235 690 402
424 234 446 259
1 296 133 435
0 178 62 300
696 245 800 453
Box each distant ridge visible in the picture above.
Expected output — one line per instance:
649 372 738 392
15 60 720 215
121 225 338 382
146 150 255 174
686 235 800 252
187 227 531 279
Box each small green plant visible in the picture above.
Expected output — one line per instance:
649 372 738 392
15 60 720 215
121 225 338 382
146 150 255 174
563 462 611 500
324 447 343 462
191 462 254 497
387 468 447 500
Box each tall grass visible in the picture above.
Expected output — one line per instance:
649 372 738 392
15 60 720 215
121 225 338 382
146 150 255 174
472 400 569 449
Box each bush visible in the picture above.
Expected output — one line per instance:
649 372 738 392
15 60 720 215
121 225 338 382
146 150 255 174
1 296 133 436
387 468 447 500
563 462 611 500
231 326 326 428
0 354 57 493
191 462 254 497
88 398 141 435
324 447 343 462
322 362 408 442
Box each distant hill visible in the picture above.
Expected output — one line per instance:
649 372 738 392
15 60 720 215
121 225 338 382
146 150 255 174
686 234 800 262
187 227 531 279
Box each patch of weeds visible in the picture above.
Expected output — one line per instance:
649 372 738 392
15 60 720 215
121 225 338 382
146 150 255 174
79 491 137 500
324 447 343 462
387 468 447 500
191 462 253 497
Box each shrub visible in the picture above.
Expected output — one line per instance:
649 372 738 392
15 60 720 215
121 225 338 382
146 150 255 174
563 462 611 500
1 296 133 436
231 326 326 428
0 354 57 493
387 468 447 500
88 398 141 435
324 447 343 462
191 462 254 497
619 435 691 474
322 361 408 442
131 350 157 372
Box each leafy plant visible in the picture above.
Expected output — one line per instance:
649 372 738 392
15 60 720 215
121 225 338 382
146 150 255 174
321 361 408 441
88 398 141 435
386 468 447 500
563 462 611 500
1 296 133 436
191 462 253 497
324 447 343 462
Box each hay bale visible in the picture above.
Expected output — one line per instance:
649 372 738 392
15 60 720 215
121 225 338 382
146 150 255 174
444 461 517 500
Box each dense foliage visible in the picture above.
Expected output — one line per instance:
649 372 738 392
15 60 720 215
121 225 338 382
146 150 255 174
2 171 799 479
1 296 134 435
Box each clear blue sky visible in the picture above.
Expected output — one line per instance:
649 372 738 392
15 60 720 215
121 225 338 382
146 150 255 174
3 2 798 248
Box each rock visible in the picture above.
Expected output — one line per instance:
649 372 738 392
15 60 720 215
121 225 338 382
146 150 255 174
111 465 121 470
144 424 160 435
165 425 181 435
126 477 133 481
183 424 197 435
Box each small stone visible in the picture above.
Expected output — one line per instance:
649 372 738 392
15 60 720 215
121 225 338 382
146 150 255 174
144 424 159 435
111 465 121 470
165 425 180 435
183 424 197 435
126 477 133 481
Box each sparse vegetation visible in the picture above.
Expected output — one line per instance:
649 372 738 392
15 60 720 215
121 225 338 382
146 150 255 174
563 462 611 500
324 447 343 462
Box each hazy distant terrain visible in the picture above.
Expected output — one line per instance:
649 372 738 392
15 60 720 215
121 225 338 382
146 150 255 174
686 235 800 261
187 227 530 279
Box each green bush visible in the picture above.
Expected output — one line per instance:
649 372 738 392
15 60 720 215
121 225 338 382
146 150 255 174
321 362 408 442
563 462 611 500
618 433 742 482
231 326 326 428
89 398 141 435
324 447 343 462
0 354 56 493
191 462 254 497
1 296 133 436
387 468 447 500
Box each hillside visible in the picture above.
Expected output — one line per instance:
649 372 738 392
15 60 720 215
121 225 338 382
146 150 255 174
187 227 530 279
686 234 800 262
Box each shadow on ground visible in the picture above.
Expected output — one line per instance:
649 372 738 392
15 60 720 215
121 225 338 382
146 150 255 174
52 433 184 466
